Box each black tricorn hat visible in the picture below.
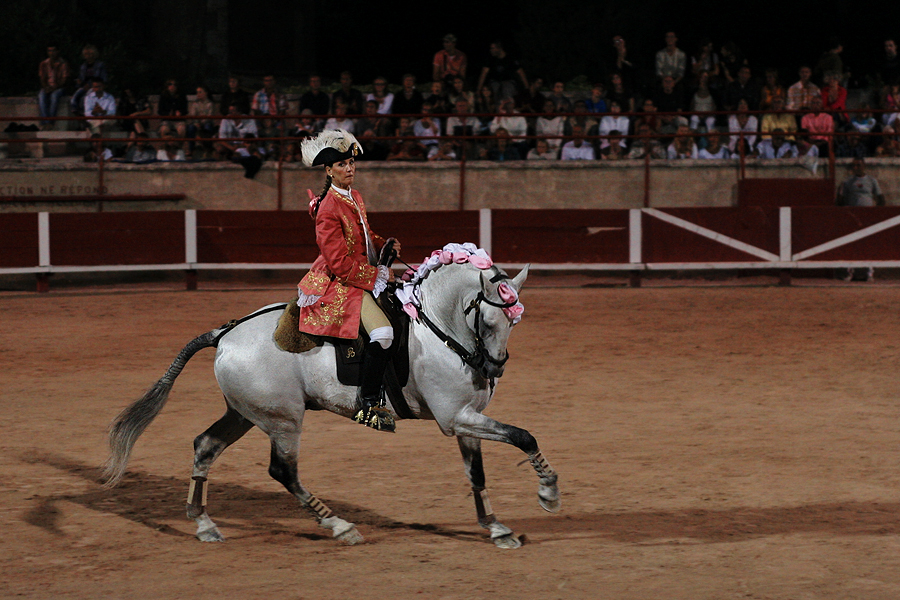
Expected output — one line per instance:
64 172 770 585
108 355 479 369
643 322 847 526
301 129 363 166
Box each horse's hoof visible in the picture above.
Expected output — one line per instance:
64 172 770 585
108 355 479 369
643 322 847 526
196 526 224 542
538 485 561 513
335 526 365 545
492 533 522 549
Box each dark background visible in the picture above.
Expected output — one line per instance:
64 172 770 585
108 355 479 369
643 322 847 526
1 0 895 95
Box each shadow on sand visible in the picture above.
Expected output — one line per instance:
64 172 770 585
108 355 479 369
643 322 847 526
22 451 900 546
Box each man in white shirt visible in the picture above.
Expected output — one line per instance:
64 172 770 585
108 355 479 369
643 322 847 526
84 78 117 135
754 129 798 159
560 124 596 160
215 101 258 159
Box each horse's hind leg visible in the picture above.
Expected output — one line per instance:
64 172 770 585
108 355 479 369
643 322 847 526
453 407 560 514
187 406 254 542
267 431 364 545
457 435 522 549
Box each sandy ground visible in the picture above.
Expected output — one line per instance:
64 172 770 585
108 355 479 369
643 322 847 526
3 275 900 599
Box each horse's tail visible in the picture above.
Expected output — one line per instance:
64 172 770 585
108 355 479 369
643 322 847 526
102 328 222 488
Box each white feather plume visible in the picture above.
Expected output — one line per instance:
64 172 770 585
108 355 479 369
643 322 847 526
300 129 363 167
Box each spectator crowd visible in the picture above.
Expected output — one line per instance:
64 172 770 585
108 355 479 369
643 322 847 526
26 33 900 172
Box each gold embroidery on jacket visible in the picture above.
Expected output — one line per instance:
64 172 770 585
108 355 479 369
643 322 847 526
300 271 330 295
341 215 356 255
302 284 348 328
349 261 376 285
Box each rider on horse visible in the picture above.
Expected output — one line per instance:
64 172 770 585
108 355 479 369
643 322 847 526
298 129 399 432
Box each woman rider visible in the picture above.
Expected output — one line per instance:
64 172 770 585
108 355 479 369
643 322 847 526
298 129 399 432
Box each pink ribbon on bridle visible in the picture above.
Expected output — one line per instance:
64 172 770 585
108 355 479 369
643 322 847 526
498 282 524 322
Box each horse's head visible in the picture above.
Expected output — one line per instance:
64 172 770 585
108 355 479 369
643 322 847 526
462 265 529 379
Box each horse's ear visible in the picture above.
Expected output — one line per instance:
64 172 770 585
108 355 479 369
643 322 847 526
510 264 529 291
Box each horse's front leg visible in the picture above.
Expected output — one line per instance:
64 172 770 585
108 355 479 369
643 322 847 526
453 407 561 515
457 435 522 549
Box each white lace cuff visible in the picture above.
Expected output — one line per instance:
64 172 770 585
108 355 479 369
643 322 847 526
297 292 322 308
373 265 390 298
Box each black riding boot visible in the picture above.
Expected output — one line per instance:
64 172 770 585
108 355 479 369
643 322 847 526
353 341 396 432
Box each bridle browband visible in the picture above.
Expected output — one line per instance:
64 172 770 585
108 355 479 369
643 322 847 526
413 267 518 378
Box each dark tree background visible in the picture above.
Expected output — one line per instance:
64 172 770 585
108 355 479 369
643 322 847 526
0 0 894 95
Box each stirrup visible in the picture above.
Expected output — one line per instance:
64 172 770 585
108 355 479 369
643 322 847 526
353 402 396 432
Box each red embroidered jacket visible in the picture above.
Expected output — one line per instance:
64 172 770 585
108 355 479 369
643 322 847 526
298 187 385 339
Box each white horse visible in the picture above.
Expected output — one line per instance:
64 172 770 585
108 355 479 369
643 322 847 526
103 259 560 549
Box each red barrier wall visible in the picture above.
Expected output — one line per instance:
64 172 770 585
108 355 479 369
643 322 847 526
49 212 185 265
492 209 630 263
0 213 39 268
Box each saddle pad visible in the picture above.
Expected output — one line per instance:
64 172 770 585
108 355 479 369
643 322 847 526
273 301 319 353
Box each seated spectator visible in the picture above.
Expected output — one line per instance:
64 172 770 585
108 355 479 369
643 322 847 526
84 77 117 136
598 100 630 137
875 126 900 157
289 109 322 138
392 73 425 117
607 71 635 113
821 73 848 126
187 85 217 158
157 79 188 140
279 140 302 163
387 117 426 161
489 98 528 156
83 133 113 162
689 70 717 132
332 71 364 116
548 81 572 113
634 98 660 133
560 124 595 160
786 65 820 112
474 85 498 133
300 74 331 118
880 81 900 128
356 100 393 161
514 77 545 114
698 130 730 159
667 124 698 159
759 68 786 111
835 131 869 159
655 31 687 86
427 140 457 161
527 138 558 160
70 44 108 121
801 95 835 153
728 99 758 154
584 83 608 114
627 122 667 159
653 75 686 117
119 132 156 163
535 99 566 152
220 75 251 116
484 127 522 161
566 100 599 138
754 129 797 158
37 44 70 130
323 100 355 133
413 101 441 149
599 130 627 160
447 76 475 111
849 106 878 153
156 134 186 161
724 65 760 111
117 87 151 135
690 38 721 87
215 101 258 160
230 135 267 179
760 96 797 140
366 76 394 115
425 80 451 118
251 75 289 147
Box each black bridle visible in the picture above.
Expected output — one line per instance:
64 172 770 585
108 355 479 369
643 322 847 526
413 269 518 378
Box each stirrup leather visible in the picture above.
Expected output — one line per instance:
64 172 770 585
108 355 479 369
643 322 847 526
354 400 396 432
